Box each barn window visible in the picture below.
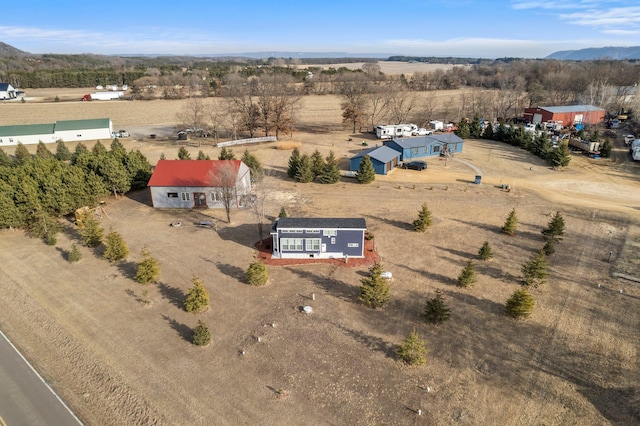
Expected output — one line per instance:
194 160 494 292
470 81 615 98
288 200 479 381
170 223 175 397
180 192 190 201
167 192 178 198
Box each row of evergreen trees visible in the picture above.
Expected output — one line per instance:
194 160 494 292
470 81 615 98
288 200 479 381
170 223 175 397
0 139 152 241
287 148 341 184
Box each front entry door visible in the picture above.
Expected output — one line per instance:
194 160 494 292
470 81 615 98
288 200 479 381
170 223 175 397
194 192 207 208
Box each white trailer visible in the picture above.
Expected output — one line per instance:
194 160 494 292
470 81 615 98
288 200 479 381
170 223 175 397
429 120 444 131
630 140 640 161
375 123 418 139
90 91 124 101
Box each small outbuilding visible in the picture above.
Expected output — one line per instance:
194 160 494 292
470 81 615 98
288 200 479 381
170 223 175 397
349 145 401 175
523 105 605 126
270 217 366 259
147 159 251 209
0 83 17 100
383 134 464 162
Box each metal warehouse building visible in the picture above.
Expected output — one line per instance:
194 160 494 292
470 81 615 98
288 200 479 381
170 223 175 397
524 105 605 126
0 118 113 146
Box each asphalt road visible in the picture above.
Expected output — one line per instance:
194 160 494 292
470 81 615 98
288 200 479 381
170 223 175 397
0 330 83 426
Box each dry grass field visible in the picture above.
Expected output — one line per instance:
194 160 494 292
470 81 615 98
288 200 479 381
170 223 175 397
1 88 639 425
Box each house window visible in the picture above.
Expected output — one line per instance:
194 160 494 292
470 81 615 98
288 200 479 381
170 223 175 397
210 191 220 202
305 238 321 251
323 229 337 236
347 243 359 248
306 229 320 234
180 192 190 201
281 238 304 251
282 229 303 234
433 145 441 153
412 147 419 155
331 237 336 244
167 192 178 198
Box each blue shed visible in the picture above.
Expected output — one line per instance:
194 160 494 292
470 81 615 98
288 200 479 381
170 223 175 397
349 145 401 175
383 134 463 161
270 217 366 259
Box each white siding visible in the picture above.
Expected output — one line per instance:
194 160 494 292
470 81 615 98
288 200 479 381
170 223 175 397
54 127 113 143
0 133 58 146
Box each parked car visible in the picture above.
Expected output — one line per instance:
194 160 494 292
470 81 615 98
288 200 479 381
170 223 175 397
402 161 427 170
623 134 635 145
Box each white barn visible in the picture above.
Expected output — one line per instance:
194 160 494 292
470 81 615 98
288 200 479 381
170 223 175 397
148 160 252 209
0 118 113 146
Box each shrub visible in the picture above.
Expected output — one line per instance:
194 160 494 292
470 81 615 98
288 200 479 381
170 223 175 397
246 261 268 286
423 290 451 325
359 263 391 308
184 277 210 313
505 288 535 319
103 230 129 262
135 246 161 284
396 328 427 365
192 320 211 346
68 244 82 263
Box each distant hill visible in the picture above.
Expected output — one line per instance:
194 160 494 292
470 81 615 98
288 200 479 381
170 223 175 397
546 46 640 60
0 41 30 57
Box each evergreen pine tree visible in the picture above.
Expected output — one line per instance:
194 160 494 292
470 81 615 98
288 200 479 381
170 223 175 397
359 263 391 308
287 147 301 178
542 238 556 256
197 150 209 160
92 140 108 155
310 149 325 178
68 243 82 263
457 260 477 288
241 149 264 183
521 249 548 287
423 289 451 325
218 147 235 160
550 140 571 167
71 142 88 164
278 206 288 218
356 155 376 184
135 246 161 284
14 142 31 164
79 212 104 248
501 208 518 236
103 230 129 262
455 120 470 139
482 122 495 140
184 277 210 313
246 261 269 286
396 328 427 365
469 116 482 139
192 320 211 346
413 202 433 232
294 154 314 183
55 140 72 161
505 288 535 319
319 151 341 184
0 147 11 166
542 212 565 242
478 241 493 261
35 141 54 159
110 138 127 160
177 146 191 160
599 139 612 158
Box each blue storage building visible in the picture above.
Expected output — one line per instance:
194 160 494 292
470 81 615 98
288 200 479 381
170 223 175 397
349 145 401 175
270 217 366 259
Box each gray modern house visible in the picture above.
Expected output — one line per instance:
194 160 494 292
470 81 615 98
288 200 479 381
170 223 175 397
270 218 366 259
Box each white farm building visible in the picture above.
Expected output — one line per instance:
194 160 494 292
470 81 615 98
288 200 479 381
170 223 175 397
0 118 114 146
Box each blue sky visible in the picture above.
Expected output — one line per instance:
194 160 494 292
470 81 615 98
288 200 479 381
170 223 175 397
2 1 639 58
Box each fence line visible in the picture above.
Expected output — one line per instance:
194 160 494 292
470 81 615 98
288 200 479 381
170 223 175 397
217 136 277 147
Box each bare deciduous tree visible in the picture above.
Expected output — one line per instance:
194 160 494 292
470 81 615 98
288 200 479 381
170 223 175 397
209 161 239 223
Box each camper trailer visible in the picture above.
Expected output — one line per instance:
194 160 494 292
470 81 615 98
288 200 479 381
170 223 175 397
375 124 419 139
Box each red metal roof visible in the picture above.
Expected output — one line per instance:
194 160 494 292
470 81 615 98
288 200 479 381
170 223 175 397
147 160 241 187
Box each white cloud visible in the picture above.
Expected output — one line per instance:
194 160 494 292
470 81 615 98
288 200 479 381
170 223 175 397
559 7 640 27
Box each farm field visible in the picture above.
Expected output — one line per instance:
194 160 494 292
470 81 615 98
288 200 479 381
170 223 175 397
0 92 639 425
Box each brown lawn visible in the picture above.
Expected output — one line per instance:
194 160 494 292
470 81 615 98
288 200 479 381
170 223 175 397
0 91 639 425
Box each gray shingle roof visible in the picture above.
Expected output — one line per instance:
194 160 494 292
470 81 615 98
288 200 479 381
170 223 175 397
540 105 605 113
386 134 463 148
274 217 366 230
